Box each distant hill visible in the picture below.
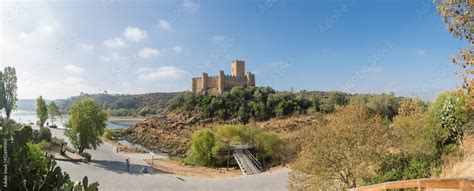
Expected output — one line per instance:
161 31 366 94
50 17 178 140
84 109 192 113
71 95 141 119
55 92 183 116
17 99 36 111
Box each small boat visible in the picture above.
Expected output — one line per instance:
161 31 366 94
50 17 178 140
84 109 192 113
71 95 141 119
49 124 58 128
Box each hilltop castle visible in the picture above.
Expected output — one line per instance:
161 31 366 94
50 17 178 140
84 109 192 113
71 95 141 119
192 60 256 95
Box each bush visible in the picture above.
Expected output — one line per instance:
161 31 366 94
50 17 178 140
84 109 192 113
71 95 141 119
36 140 53 150
80 152 92 161
187 124 283 168
39 127 52 142
369 153 438 184
103 128 120 140
189 129 215 166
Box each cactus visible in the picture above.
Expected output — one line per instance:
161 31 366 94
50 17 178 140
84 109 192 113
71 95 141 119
0 119 99 190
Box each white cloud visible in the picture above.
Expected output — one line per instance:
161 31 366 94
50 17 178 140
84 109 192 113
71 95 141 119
416 49 426 56
172 46 182 54
138 47 160 59
159 20 172 32
99 53 122 63
18 24 55 40
65 64 85 75
79 43 94 51
182 0 200 12
122 26 147 42
103 37 126 48
138 66 187 81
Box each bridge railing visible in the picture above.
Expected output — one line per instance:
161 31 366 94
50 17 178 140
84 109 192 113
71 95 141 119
349 177 474 191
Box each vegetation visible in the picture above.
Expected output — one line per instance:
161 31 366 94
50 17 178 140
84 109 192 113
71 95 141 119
189 129 215 166
290 91 473 190
168 86 406 123
0 118 98 190
36 96 48 128
3 67 17 118
56 92 180 116
435 0 473 109
65 98 108 153
291 106 390 189
48 101 61 125
103 128 120 140
187 125 284 169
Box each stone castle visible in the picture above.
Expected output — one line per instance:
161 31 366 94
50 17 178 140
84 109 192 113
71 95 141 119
192 60 256 94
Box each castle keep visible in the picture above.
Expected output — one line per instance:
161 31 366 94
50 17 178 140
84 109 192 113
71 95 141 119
192 60 256 94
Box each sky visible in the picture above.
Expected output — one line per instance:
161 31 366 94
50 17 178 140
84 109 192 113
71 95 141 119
0 0 469 100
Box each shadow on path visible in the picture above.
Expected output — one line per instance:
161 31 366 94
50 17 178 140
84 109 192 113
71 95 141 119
89 159 157 175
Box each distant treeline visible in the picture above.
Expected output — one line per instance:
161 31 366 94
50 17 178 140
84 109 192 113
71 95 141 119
167 86 412 122
56 92 182 116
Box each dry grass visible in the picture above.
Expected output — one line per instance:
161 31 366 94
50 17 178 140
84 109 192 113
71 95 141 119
441 134 474 177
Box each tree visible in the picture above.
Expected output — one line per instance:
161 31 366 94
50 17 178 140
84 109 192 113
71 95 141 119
189 128 215 166
428 91 471 148
36 96 48 128
292 106 390 189
0 71 6 112
64 98 108 153
3 67 17 118
48 101 61 125
435 0 473 109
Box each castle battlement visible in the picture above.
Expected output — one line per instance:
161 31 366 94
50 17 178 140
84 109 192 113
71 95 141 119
192 60 256 95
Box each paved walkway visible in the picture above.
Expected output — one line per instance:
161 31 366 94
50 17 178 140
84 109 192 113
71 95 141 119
50 128 288 191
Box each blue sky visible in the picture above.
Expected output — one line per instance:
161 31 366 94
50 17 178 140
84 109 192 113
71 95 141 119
0 0 468 100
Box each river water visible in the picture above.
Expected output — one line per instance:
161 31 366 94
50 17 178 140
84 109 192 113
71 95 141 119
10 110 140 129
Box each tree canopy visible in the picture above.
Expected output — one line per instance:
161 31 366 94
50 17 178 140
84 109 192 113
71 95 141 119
3 67 17 118
48 101 61 125
64 98 108 153
36 96 48 128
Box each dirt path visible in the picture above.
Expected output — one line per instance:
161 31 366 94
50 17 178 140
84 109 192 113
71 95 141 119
145 159 242 178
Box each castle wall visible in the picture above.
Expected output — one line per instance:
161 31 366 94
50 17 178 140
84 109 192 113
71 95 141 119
192 60 255 94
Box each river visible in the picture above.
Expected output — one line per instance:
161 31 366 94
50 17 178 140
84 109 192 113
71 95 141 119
10 110 141 129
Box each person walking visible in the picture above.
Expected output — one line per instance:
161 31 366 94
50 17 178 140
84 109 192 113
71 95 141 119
125 158 130 172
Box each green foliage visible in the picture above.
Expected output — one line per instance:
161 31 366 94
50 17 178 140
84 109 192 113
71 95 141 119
103 128 120 140
57 92 179 116
39 126 52 142
187 124 284 168
292 106 390 189
0 71 6 111
138 106 156 117
80 152 92 161
65 98 108 153
0 119 98 190
48 101 61 125
428 91 471 149
36 96 48 128
3 67 17 118
189 129 215 166
369 153 437 185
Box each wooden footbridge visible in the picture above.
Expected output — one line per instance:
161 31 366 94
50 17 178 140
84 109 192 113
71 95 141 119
233 148 263 175
218 145 263 175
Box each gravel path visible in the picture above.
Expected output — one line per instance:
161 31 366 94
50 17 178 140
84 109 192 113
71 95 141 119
50 128 288 191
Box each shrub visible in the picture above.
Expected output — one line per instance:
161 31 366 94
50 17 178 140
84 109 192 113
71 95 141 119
80 152 92 161
103 128 120 140
36 140 53 151
187 124 284 168
189 129 215 166
39 127 52 142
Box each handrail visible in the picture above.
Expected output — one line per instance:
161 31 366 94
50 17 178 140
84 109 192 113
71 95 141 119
350 177 474 191
242 148 263 171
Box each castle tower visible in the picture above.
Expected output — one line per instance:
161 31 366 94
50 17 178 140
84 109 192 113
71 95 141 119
231 60 245 76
